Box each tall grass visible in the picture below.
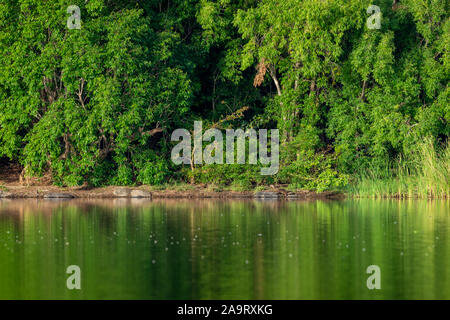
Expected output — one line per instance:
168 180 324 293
349 137 449 199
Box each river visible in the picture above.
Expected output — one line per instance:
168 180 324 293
0 199 448 299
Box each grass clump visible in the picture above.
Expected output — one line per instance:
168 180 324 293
349 137 449 199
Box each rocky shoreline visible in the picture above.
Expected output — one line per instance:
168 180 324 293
0 186 343 200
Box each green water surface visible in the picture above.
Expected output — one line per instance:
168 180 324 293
0 199 448 299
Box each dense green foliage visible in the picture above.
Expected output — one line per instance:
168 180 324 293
0 0 448 194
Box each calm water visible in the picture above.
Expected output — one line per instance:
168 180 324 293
0 199 448 299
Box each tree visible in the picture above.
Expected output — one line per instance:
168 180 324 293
0 0 192 185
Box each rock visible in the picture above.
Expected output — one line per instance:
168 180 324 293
254 191 280 199
130 189 152 198
43 192 75 199
113 188 130 197
287 192 301 198
112 188 151 198
0 190 12 198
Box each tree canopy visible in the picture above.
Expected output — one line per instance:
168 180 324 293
0 0 448 191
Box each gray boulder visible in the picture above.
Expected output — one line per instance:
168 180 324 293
254 191 280 199
113 188 151 198
43 192 75 199
130 189 152 198
113 188 130 197
0 190 12 198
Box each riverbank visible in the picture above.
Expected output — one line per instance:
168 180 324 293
0 184 342 200
0 160 342 199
